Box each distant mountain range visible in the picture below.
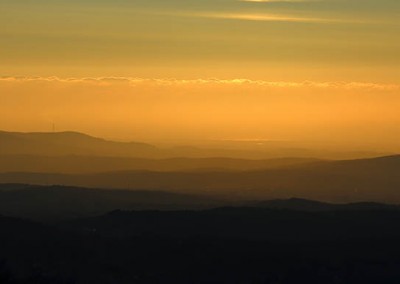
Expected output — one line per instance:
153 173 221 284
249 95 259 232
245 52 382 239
1 155 400 203
0 130 157 157
0 130 388 159
0 130 399 204
0 155 318 173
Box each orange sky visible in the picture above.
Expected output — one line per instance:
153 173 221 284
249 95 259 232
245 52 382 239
1 77 399 151
0 1 399 151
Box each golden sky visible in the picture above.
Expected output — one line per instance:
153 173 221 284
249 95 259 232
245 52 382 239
1 0 399 81
1 77 399 151
0 0 399 150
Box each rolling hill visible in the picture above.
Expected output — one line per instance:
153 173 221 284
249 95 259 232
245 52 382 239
0 184 222 221
0 155 318 173
0 155 399 203
0 130 157 157
1 183 399 222
0 130 388 159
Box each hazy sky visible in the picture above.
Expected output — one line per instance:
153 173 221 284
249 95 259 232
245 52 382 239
1 0 399 81
0 0 399 150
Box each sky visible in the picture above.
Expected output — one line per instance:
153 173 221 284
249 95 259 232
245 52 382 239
0 0 399 150
1 0 399 81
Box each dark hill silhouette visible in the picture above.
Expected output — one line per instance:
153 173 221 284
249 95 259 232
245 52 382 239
0 184 222 221
3 209 400 283
59 207 400 241
251 198 399 211
0 184 399 222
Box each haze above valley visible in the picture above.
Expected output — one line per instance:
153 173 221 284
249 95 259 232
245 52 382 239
0 130 399 204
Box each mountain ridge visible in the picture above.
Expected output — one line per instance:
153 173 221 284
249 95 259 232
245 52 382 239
0 130 391 159
1 154 399 202
0 130 157 157
1 183 400 222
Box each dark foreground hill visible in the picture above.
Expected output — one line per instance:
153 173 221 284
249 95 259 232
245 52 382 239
251 197 400 211
3 207 400 283
60 207 400 241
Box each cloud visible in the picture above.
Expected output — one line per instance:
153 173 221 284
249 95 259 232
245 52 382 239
192 12 363 24
240 0 319 2
0 76 398 91
153 8 363 25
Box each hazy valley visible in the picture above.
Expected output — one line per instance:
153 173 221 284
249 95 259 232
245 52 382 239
1 131 399 283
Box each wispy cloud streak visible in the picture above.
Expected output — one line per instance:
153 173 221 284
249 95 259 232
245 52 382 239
1 77 398 91
193 12 363 24
241 0 318 2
